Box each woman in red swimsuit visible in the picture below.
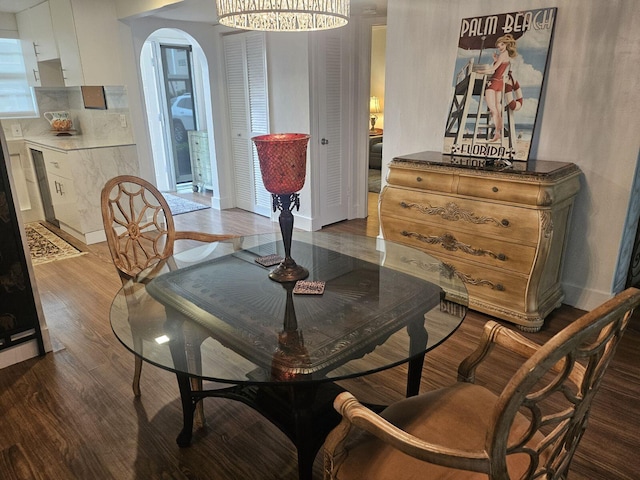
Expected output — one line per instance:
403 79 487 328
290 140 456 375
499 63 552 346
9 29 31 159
484 34 518 142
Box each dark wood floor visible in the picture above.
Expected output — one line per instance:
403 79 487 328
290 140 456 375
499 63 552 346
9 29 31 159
1 192 638 479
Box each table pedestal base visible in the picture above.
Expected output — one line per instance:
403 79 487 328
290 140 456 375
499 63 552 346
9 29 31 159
175 376 344 480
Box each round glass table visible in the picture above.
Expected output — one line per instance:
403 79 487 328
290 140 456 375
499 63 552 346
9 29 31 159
110 231 468 479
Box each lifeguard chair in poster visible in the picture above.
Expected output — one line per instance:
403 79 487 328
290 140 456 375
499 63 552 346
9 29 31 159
443 8 557 162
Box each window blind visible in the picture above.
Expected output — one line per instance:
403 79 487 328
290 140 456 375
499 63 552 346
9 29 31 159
0 39 38 118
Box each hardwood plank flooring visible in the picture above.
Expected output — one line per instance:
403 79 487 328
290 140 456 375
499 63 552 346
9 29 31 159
1 191 638 479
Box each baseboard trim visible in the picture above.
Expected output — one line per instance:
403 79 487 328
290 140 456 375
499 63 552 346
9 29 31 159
562 283 612 312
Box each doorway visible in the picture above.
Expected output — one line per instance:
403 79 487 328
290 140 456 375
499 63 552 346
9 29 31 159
160 44 197 186
140 29 213 193
368 25 386 202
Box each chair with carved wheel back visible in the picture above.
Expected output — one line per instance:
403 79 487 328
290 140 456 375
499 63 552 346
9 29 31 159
324 287 640 480
101 175 236 424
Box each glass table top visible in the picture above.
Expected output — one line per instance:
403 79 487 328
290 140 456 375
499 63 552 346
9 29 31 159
110 231 468 386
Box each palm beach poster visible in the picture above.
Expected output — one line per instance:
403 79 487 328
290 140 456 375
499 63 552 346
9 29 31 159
443 8 557 162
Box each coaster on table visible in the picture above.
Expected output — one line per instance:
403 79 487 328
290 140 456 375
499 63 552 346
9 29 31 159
293 280 325 295
255 254 283 267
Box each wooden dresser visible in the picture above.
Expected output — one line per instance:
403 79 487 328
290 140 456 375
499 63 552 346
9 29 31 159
379 151 581 331
188 131 214 192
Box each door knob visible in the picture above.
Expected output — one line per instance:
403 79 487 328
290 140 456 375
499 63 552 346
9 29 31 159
321 138 329 145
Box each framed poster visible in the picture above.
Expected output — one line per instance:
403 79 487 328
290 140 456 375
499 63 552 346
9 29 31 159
443 8 557 162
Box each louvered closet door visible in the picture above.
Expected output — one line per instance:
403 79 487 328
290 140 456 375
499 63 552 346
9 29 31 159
224 32 271 217
313 29 349 227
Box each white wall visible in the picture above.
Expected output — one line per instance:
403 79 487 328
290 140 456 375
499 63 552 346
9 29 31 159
119 17 316 217
118 17 238 207
384 0 640 310
267 33 312 222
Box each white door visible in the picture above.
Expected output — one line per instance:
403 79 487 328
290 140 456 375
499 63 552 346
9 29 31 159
311 29 351 227
224 32 271 217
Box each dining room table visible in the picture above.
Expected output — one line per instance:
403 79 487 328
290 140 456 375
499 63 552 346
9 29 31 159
109 231 468 480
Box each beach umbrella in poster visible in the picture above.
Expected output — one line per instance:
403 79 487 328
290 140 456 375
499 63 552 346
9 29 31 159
458 13 526 63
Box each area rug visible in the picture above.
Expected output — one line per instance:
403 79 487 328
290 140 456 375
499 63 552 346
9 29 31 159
25 223 86 265
163 193 210 216
368 169 382 193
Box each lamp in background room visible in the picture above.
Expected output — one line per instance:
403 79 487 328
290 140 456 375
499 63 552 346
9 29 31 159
370 96 381 132
252 133 311 283
216 0 350 31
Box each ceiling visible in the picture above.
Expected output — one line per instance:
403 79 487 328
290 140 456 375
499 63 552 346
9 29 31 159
0 0 386 22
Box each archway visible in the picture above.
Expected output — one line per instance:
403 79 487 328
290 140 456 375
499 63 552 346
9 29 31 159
139 28 217 193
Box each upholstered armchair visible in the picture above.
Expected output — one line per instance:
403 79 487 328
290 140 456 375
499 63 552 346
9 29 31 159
324 287 640 480
369 135 383 170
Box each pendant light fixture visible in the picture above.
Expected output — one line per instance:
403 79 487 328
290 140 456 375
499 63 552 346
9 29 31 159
216 0 350 32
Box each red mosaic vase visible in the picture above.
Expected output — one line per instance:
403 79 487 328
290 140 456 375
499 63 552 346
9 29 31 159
252 133 310 194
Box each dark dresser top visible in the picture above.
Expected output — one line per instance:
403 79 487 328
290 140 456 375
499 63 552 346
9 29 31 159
392 151 579 179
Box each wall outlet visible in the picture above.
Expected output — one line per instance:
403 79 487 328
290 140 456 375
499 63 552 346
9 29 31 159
11 124 22 137
119 114 127 128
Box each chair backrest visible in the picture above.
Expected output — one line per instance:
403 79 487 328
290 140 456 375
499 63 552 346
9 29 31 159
101 175 178 282
489 287 640 479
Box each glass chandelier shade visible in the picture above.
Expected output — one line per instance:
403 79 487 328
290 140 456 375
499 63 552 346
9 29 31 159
252 133 310 283
216 0 350 31
253 133 310 194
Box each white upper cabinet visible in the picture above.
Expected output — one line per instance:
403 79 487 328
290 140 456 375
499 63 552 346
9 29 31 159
49 0 83 86
16 2 59 86
49 0 123 86
16 0 123 87
17 2 59 61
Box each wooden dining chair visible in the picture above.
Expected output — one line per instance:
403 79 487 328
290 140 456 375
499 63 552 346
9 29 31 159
101 175 236 399
324 287 640 480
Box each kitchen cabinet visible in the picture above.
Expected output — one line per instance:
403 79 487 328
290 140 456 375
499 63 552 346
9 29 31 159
188 131 213 192
49 0 123 86
42 149 81 232
380 152 581 332
16 0 123 87
27 140 138 244
16 2 58 86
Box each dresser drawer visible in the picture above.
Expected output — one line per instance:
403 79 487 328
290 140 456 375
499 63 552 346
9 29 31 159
189 132 209 153
442 256 529 313
457 175 545 205
387 167 454 193
381 187 540 243
381 215 537 275
42 149 74 180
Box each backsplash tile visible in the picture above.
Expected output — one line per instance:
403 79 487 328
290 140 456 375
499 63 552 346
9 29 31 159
1 86 133 144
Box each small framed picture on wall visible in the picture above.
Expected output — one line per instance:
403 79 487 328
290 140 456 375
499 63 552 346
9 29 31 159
81 86 108 110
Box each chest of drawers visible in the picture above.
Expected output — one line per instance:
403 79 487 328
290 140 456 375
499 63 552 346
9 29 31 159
380 152 581 331
188 131 213 192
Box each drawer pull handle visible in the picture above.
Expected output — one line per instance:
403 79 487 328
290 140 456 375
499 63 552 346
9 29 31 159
501 219 510 227
416 176 423 182
492 186 499 192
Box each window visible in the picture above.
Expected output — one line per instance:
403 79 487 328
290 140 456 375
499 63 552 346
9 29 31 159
0 39 38 119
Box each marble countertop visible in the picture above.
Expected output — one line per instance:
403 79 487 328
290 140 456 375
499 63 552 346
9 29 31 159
23 135 135 152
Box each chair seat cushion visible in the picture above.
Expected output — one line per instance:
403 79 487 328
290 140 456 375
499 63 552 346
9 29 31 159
334 383 540 480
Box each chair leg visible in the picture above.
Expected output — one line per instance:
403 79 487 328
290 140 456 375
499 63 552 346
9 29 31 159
133 354 142 397
192 377 206 428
